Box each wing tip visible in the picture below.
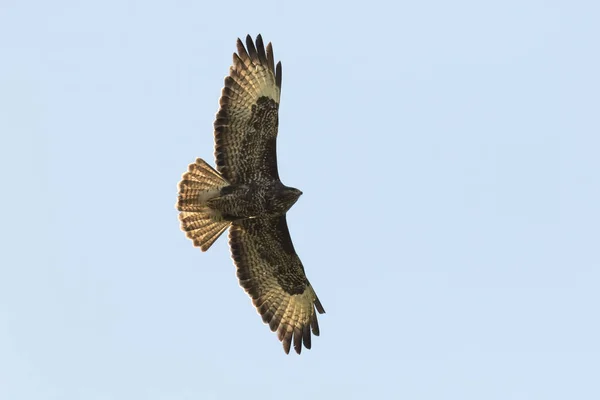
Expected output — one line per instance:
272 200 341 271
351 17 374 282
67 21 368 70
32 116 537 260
245 34 258 62
233 34 281 87
275 61 282 89
249 292 323 355
315 295 326 314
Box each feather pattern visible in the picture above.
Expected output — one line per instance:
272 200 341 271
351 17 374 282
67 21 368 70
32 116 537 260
214 34 282 184
229 216 325 354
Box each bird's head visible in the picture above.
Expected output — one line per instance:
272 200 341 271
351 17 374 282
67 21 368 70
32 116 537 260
274 186 302 214
284 186 303 205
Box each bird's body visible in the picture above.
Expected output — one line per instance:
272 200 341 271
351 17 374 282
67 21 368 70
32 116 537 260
210 182 302 220
176 35 324 354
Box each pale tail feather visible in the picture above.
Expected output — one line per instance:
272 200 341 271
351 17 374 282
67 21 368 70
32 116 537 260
177 158 230 251
179 211 229 251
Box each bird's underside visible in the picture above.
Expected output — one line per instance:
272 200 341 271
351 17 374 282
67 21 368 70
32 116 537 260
176 34 324 354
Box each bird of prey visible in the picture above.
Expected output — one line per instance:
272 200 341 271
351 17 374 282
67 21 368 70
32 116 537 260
176 34 325 354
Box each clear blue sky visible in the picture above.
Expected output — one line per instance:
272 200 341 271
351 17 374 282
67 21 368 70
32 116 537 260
1 1 599 399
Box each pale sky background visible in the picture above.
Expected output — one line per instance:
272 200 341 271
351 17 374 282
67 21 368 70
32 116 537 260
1 1 599 399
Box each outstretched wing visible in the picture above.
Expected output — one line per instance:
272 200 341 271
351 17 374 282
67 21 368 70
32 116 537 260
214 34 282 184
229 216 325 354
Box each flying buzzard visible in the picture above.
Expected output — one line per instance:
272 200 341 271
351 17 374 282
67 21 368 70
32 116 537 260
177 35 325 354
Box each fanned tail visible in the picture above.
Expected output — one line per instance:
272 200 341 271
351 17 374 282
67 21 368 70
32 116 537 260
177 158 231 251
